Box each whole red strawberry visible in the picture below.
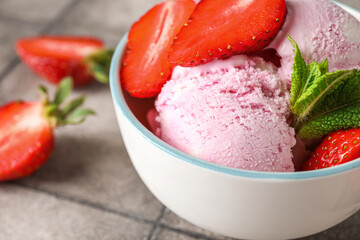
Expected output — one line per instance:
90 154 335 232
169 0 287 67
121 0 196 98
302 128 360 171
0 78 94 181
16 36 113 87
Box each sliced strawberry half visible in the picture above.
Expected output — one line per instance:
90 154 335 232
121 0 196 98
16 36 113 87
169 0 287 67
0 102 54 180
0 78 94 181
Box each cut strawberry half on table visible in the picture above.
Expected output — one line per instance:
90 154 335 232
16 36 114 87
302 129 360 171
121 0 196 98
169 0 287 67
0 78 94 181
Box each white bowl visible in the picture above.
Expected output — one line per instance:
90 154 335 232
110 2 360 239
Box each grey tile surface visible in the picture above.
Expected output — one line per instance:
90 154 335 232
0 63 164 221
299 211 360 240
160 209 360 240
0 0 359 240
160 209 234 240
0 184 152 240
0 21 38 74
0 0 73 26
47 0 163 46
342 0 360 9
151 227 204 240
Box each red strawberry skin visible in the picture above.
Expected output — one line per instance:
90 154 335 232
0 102 54 181
16 36 104 87
302 129 360 171
121 0 196 98
169 0 287 67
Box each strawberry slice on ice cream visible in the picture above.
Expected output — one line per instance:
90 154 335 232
169 0 287 67
121 0 196 98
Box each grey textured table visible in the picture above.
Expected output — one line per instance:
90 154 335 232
0 0 359 239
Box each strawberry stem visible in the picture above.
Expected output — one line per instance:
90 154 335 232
85 49 114 84
40 77 95 127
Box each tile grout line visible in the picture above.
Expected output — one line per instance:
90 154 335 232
145 208 221 240
158 223 219 240
0 0 81 84
0 15 36 28
0 56 20 84
146 206 167 240
1 0 169 238
38 0 82 35
15 182 220 240
1 0 232 239
14 182 156 226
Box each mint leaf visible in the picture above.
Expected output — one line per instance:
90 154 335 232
293 69 356 119
289 36 330 114
310 70 359 114
289 37 360 140
298 101 360 139
319 59 329 75
288 36 308 107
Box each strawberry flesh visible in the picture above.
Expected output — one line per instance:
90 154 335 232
121 0 196 98
169 0 287 67
16 36 104 87
302 129 360 171
0 102 54 181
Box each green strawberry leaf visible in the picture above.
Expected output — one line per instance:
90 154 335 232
40 77 95 127
289 37 360 140
66 108 96 124
62 96 85 116
54 77 73 105
91 62 109 84
38 85 50 104
86 49 114 84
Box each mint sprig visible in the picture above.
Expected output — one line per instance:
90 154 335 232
289 36 360 140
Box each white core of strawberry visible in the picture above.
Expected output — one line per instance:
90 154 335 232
76 46 101 57
0 103 49 154
143 2 175 71
2 103 46 142
235 0 255 9
42 41 100 57
15 103 47 131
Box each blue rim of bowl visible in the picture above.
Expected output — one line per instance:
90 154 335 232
110 1 360 180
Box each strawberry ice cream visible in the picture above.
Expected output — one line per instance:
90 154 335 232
269 0 360 81
143 0 360 173
154 55 296 172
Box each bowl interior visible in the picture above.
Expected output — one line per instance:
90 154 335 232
122 89 155 131
110 1 360 180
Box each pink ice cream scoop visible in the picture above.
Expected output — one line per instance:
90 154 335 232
154 55 296 172
269 0 360 82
